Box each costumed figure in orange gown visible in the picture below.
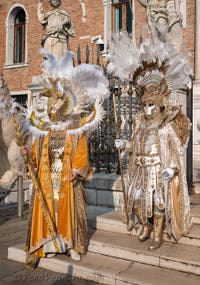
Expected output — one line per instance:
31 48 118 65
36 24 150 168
19 49 109 268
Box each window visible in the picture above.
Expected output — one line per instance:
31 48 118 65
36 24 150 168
14 10 26 63
112 0 132 34
5 5 28 67
11 94 27 108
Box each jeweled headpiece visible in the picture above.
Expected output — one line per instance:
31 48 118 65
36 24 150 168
107 33 192 108
25 49 110 137
137 73 169 105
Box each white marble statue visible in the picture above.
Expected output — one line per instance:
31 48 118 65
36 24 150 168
37 0 76 60
79 0 87 22
0 75 24 197
139 0 183 50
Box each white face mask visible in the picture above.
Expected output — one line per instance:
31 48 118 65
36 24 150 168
143 102 155 116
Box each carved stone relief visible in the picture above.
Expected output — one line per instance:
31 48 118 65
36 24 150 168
37 0 76 60
138 0 183 51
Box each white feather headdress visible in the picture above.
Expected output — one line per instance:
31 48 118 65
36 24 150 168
107 33 192 104
25 49 110 138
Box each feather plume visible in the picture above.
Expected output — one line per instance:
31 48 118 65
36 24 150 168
107 33 139 81
107 33 193 105
24 50 110 138
71 64 109 105
40 49 75 80
0 102 5 109
40 49 58 79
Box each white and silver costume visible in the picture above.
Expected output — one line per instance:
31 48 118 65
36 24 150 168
107 33 192 249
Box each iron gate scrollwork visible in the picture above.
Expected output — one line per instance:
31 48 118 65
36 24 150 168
88 76 140 173
75 44 141 173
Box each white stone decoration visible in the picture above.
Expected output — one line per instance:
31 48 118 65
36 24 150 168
103 0 112 51
180 0 186 27
37 0 75 60
138 0 183 51
0 75 24 196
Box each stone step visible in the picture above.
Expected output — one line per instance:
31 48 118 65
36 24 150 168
88 229 200 276
7 244 200 285
86 173 200 210
92 208 200 247
191 204 200 224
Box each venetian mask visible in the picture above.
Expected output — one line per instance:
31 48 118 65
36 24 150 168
143 100 161 119
143 101 155 117
47 93 70 122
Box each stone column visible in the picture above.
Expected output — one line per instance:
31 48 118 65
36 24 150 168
195 0 200 82
103 0 112 51
132 0 136 45
192 0 200 193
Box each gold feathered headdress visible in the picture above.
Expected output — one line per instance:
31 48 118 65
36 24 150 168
25 49 110 137
106 33 192 107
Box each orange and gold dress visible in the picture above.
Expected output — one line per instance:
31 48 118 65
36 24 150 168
25 130 92 262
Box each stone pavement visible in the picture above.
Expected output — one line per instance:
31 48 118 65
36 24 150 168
2 195 200 285
0 206 100 285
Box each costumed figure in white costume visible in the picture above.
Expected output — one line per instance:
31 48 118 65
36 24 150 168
107 33 192 250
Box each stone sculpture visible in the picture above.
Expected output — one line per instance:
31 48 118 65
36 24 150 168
37 0 76 60
0 75 24 199
139 0 183 50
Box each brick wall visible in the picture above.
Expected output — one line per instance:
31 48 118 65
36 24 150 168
182 0 195 70
0 0 104 91
0 0 195 92
0 1 44 91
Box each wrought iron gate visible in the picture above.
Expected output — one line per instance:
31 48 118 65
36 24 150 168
88 77 140 173
75 44 141 173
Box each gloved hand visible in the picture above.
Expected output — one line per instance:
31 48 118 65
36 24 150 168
115 139 126 150
162 168 176 182
20 147 28 156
